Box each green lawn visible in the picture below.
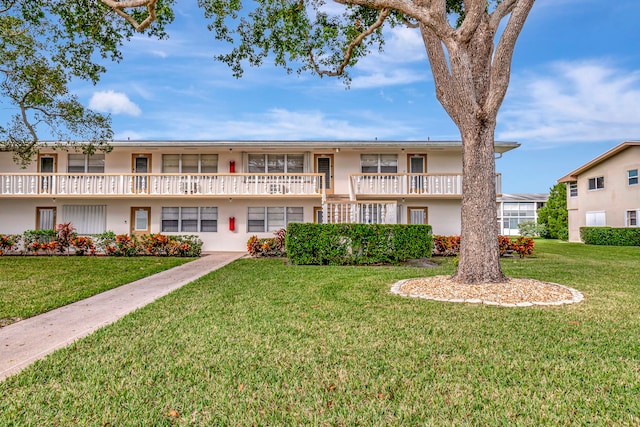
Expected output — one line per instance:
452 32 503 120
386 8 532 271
1 240 639 425
0 256 193 325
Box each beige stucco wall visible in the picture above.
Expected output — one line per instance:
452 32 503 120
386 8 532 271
567 146 640 242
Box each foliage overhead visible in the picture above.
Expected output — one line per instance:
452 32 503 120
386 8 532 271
0 0 174 166
199 0 520 86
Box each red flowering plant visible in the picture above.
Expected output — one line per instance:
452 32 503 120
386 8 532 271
142 233 171 256
30 240 57 255
0 234 19 255
22 229 57 255
114 234 141 257
247 229 286 257
55 222 76 254
498 235 512 256
247 235 259 255
70 236 96 256
432 235 461 256
432 234 535 259
510 236 535 258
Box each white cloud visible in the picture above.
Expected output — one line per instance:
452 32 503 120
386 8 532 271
150 50 168 58
349 27 429 89
125 108 422 141
498 60 640 146
89 91 142 116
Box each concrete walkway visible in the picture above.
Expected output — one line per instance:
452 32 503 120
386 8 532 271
0 252 245 381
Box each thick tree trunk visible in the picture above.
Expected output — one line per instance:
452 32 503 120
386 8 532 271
451 119 506 284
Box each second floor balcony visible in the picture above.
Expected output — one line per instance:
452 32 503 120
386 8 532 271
350 173 502 198
0 173 325 198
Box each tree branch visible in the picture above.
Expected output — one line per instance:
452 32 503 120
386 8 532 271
454 0 485 43
420 24 460 125
490 0 518 27
0 0 17 14
99 0 157 32
309 8 390 77
485 0 534 114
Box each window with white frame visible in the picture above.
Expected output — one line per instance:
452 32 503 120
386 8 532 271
67 154 105 173
61 205 106 234
569 182 578 197
247 154 304 173
162 154 218 173
586 211 606 226
626 210 638 227
587 176 605 191
628 169 638 186
360 154 398 173
247 207 304 232
161 207 218 232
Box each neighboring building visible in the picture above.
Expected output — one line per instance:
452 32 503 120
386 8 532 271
558 141 640 242
497 193 548 236
0 140 519 251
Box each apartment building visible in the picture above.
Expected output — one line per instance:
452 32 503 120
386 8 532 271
559 141 640 242
0 140 519 251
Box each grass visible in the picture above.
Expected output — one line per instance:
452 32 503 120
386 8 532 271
1 240 640 425
0 256 193 325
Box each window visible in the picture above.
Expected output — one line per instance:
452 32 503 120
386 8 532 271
68 154 105 173
569 182 578 197
628 169 638 186
161 207 218 232
162 154 218 173
247 207 303 232
586 211 606 226
500 202 537 232
361 154 398 173
627 210 638 227
588 176 605 191
61 205 106 234
247 154 304 173
36 207 57 230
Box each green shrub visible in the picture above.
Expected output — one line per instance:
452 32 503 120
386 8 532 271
517 221 545 237
286 223 433 265
537 183 567 239
580 227 640 246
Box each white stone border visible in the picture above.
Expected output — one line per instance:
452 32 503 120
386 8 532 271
390 279 584 307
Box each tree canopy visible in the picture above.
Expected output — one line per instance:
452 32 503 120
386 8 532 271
0 0 174 166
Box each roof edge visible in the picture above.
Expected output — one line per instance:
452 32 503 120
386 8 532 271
557 141 640 182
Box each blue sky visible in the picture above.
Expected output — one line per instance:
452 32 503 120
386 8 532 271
76 0 640 193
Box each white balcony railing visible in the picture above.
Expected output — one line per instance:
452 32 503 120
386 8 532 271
350 173 502 198
0 173 325 198
322 201 397 224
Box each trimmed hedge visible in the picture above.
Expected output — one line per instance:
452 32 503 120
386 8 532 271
580 227 640 246
286 223 433 265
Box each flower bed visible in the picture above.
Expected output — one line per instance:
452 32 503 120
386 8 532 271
0 224 202 257
432 235 535 258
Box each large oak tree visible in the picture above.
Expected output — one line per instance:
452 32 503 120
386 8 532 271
199 0 535 283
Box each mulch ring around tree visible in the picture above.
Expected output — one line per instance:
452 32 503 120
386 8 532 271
391 276 584 307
